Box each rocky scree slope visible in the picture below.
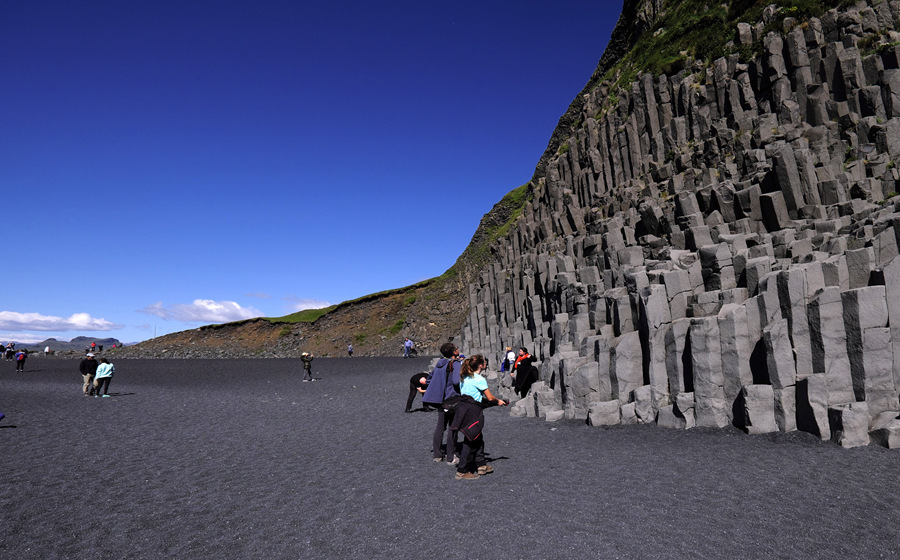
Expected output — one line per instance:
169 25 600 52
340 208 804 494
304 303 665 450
460 0 900 449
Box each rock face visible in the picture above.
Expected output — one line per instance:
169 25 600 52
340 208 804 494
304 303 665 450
459 0 900 448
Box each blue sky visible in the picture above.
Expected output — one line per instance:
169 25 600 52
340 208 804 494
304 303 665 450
1 0 622 345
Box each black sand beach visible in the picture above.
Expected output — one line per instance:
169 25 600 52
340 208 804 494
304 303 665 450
2 357 898 559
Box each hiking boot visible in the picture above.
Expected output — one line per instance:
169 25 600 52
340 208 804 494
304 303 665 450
447 457 459 466
477 465 494 475
433 457 443 463
455 472 480 480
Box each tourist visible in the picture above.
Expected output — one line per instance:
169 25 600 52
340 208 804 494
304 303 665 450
301 352 315 382
422 342 461 463
94 358 115 397
403 338 413 358
347 343 353 357
5 343 14 361
80 353 99 396
512 347 539 397
405 372 430 413
453 354 506 479
503 346 515 373
14 349 26 372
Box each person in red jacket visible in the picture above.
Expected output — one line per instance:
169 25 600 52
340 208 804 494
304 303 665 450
511 347 539 397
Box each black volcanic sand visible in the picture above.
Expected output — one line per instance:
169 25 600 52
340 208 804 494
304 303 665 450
2 358 898 559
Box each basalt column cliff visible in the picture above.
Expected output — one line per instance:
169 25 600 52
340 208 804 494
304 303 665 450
459 0 900 448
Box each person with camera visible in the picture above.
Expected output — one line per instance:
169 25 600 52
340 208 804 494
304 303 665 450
454 354 506 480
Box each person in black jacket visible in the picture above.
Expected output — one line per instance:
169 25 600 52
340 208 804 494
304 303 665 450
79 353 99 396
511 347 539 397
405 372 430 412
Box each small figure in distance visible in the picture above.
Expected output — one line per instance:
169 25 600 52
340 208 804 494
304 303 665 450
348 343 353 358
14 349 27 372
5 342 14 361
301 352 315 382
44 345 50 356
80 353 99 396
403 337 413 359
405 372 431 413
503 346 515 373
93 357 115 397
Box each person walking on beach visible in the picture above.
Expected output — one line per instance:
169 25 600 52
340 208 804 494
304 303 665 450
454 354 506 479
14 349 26 372
80 353 99 396
403 338 413 358
93 357 115 397
422 342 461 463
301 352 315 382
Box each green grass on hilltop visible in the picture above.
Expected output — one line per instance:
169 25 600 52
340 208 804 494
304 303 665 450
604 0 853 91
268 306 338 324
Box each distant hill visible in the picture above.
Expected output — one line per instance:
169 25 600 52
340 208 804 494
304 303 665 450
24 336 123 353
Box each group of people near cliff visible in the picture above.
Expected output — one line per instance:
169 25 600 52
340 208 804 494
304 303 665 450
406 343 542 479
407 342 505 479
78 353 116 397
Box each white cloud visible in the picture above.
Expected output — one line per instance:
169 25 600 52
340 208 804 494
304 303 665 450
285 297 331 312
0 311 123 332
140 299 263 323
0 332 53 344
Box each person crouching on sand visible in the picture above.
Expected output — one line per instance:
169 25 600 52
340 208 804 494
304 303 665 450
94 358 115 397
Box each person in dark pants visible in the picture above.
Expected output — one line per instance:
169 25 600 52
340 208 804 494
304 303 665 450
421 342 461 463
301 352 315 381
14 350 26 372
454 354 506 479
93 358 115 397
405 372 430 413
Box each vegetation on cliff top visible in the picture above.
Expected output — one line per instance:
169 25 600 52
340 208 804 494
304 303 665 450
435 182 533 284
604 0 853 91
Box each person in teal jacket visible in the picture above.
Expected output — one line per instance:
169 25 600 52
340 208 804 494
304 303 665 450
94 358 115 397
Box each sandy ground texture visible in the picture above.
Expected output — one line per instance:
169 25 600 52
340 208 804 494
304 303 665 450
2 357 899 559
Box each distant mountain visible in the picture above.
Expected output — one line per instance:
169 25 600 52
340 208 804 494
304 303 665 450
24 336 123 353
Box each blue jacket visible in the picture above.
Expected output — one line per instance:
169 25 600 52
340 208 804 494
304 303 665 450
422 358 460 405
